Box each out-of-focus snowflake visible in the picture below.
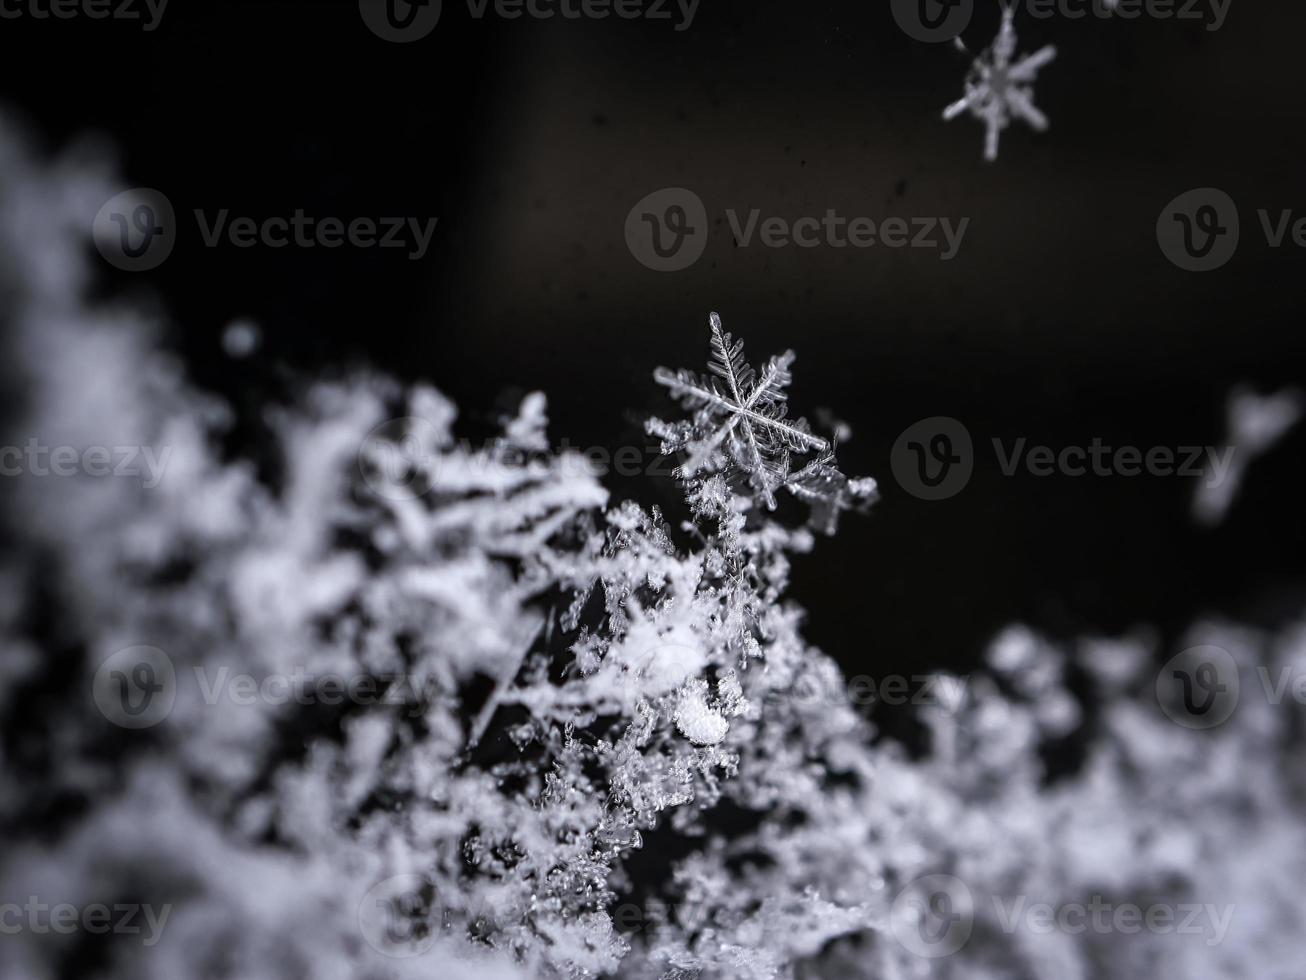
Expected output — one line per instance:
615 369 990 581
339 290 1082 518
1193 385 1304 526
651 313 876 531
944 5 1057 161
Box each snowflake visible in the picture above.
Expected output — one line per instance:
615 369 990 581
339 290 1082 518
943 5 1057 162
1192 386 1304 526
651 313 876 531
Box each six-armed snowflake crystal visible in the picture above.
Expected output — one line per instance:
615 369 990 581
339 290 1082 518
652 313 877 532
944 5 1057 161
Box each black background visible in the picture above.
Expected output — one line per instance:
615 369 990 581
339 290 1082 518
4 0 1305 701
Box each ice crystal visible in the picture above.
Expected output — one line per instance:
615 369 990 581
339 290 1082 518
673 680 730 746
944 5 1058 161
651 312 877 532
1193 385 1304 526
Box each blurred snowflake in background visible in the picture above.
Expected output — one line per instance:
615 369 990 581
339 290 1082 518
944 5 1058 161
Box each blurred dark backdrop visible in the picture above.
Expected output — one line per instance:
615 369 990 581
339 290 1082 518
4 0 1305 700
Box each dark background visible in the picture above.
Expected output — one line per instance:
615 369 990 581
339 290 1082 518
4 0 1305 702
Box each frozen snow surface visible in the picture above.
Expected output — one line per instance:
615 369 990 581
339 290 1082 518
2 122 1306 980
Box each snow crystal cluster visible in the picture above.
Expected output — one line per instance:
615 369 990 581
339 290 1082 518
2 119 1306 980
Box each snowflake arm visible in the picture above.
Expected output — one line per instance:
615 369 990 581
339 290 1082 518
1010 43 1058 82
